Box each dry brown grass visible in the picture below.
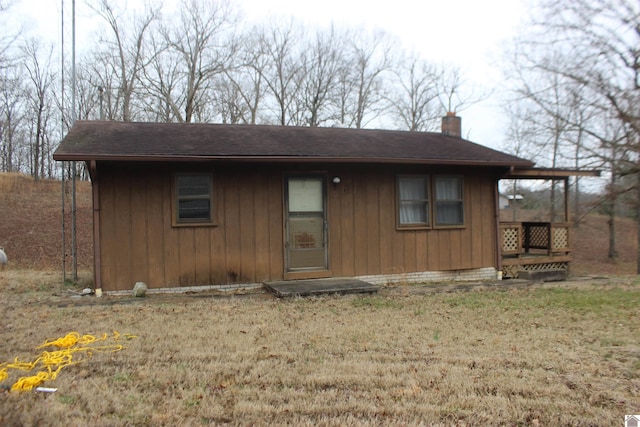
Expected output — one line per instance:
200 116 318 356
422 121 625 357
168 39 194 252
1 271 639 426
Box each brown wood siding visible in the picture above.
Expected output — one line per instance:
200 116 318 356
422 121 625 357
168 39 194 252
95 163 498 291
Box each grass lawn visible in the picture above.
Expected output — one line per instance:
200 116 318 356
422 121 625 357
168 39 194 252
1 271 639 426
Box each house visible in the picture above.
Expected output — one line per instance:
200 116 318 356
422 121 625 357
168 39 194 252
53 118 591 293
499 193 523 209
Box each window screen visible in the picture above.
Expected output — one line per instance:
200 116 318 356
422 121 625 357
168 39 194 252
176 174 212 222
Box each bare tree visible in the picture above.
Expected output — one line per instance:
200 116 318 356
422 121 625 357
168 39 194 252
148 0 238 123
215 28 271 125
506 0 640 269
436 68 486 116
88 0 160 121
345 30 396 129
22 38 55 180
0 66 24 172
387 54 442 131
0 0 20 72
298 26 348 127
255 19 305 126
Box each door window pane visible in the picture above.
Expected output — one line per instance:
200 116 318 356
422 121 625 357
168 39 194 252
288 178 323 212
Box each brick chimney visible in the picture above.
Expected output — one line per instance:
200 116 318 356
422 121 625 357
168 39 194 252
441 112 461 137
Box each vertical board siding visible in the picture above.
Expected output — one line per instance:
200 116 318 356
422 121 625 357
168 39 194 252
210 175 227 284
129 169 149 285
97 163 498 290
353 174 368 276
339 173 355 276
267 174 284 279
328 179 343 274
365 171 381 275
253 174 271 282
223 173 242 283
145 171 165 287
377 170 393 274
114 172 132 289
99 170 118 289
162 173 180 286
239 173 256 283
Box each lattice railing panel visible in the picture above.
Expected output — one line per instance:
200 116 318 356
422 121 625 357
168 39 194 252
520 262 568 272
527 225 549 248
501 262 569 279
551 225 570 252
501 226 521 254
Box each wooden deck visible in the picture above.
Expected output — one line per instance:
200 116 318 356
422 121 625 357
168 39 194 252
500 221 572 278
264 277 379 298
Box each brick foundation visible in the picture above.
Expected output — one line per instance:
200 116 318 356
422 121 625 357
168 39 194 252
355 267 498 286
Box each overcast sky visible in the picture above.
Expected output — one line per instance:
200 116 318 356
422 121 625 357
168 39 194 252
10 0 527 149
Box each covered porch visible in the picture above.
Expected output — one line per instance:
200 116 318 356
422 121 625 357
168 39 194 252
498 168 600 279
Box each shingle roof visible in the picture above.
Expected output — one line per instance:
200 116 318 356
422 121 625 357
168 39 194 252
53 121 534 167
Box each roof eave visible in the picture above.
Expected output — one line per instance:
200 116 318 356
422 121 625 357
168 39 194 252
52 153 533 168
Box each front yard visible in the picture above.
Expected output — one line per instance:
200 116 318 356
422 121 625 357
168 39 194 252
1 271 639 425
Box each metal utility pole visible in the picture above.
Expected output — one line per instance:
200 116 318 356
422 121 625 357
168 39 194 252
61 0 66 283
71 0 78 281
62 0 78 282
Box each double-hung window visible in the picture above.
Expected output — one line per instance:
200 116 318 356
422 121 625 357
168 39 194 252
174 173 214 225
398 175 430 227
397 174 464 228
434 175 464 226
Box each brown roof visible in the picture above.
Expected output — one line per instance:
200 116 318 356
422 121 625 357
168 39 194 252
53 121 534 167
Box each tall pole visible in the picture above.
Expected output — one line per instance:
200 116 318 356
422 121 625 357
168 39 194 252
71 0 77 281
61 0 66 283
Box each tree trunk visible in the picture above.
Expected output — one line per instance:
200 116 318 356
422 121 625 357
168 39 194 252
608 210 617 259
637 171 640 273
608 165 617 259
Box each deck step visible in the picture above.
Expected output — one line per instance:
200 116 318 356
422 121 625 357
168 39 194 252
517 269 567 282
264 278 379 298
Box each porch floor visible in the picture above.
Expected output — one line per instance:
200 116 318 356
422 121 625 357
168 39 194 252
264 277 379 298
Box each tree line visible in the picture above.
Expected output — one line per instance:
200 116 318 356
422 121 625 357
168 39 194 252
3 0 639 268
0 0 474 180
502 0 640 268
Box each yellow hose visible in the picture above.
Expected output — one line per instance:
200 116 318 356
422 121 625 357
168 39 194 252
0 331 136 392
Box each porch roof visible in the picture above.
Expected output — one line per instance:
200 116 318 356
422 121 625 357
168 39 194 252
505 167 601 179
53 121 534 168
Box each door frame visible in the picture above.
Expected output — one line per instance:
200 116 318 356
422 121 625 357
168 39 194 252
283 173 331 279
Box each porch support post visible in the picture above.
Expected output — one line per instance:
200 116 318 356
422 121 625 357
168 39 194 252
564 177 570 222
494 177 502 276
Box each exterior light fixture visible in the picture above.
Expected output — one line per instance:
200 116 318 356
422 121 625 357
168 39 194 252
332 176 341 184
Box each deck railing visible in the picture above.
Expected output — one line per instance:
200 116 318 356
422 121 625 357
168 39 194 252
500 222 572 256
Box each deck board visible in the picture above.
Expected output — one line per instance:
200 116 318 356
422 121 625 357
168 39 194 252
264 277 379 298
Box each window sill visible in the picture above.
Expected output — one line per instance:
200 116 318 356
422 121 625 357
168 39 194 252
434 224 465 229
397 224 430 231
171 221 218 228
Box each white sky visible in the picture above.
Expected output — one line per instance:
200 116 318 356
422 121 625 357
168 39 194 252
10 0 527 150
